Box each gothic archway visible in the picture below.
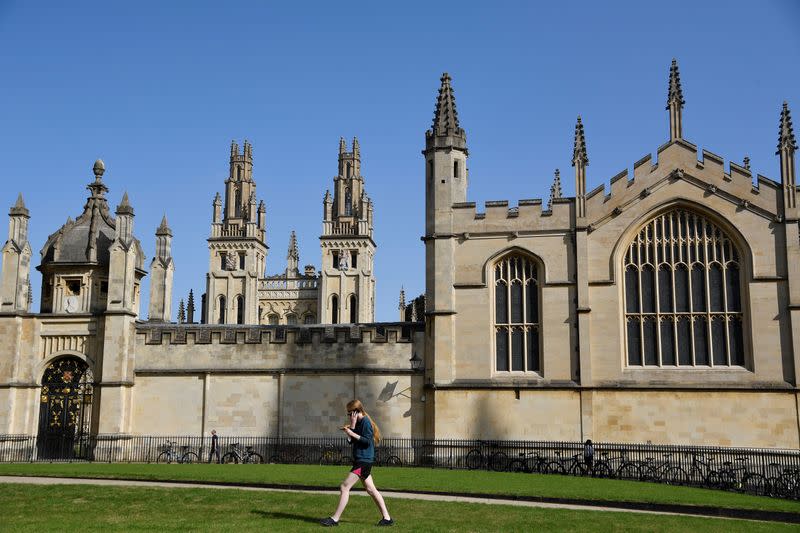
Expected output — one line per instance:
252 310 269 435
37 357 94 459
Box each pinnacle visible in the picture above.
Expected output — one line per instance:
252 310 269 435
549 169 562 209
667 58 685 110
120 192 130 207
116 191 134 215
572 116 588 167
339 137 347 154
156 214 171 235
432 72 463 137
287 230 299 260
10 192 29 216
399 286 406 309
778 101 797 154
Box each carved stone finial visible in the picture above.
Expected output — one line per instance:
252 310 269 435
572 116 588 167
116 191 134 215
548 169 562 210
93 159 105 179
156 214 171 236
10 193 29 217
743 156 751 170
666 58 685 110
339 137 347 154
432 72 463 137
778 101 797 155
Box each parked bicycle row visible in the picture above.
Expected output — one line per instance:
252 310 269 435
2 434 798 499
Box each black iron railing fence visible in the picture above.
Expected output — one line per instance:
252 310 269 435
2 434 799 499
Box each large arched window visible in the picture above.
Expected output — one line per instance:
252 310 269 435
624 209 744 367
494 253 540 372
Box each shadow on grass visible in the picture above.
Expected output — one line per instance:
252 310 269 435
251 509 323 524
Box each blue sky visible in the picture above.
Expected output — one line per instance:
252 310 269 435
1 1 798 321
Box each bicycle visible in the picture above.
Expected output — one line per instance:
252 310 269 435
544 451 589 476
221 442 264 464
640 454 674 483
375 445 403 467
319 443 348 466
508 451 549 474
464 447 509 472
156 442 199 464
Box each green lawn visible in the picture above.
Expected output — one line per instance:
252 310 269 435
1 463 798 515
3 483 796 532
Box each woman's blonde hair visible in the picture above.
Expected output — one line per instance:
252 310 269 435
346 399 382 445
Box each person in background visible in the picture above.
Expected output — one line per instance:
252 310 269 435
208 429 220 464
583 439 594 476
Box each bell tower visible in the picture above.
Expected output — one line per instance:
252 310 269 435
319 137 376 323
205 140 268 324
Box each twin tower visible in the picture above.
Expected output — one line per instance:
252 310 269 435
204 138 376 325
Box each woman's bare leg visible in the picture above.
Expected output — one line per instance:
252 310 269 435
362 475 391 520
331 472 360 521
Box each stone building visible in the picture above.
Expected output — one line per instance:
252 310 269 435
0 59 798 451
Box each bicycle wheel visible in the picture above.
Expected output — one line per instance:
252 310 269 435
488 451 509 472
384 455 402 467
616 463 640 481
569 461 589 477
156 451 172 464
465 449 483 470
182 452 200 464
544 461 566 475
508 459 526 473
245 453 264 464
741 473 767 496
593 461 613 479
221 452 239 464
665 467 689 486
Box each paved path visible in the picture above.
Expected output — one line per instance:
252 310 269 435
0 475 774 522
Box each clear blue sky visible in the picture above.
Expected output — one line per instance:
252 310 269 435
1 1 798 321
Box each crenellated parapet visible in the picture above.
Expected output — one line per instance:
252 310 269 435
582 139 781 233
450 195 573 236
134 321 424 373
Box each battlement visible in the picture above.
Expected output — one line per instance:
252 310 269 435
451 195 573 235
136 321 423 346
133 321 424 373
583 139 780 223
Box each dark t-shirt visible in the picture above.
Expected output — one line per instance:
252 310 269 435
211 434 218 450
351 417 375 463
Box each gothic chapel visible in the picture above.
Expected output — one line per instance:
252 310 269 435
1 60 799 453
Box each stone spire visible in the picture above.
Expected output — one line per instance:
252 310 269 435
548 169 562 210
398 286 406 321
339 137 346 155
572 116 588 219
353 137 360 158
156 214 171 236
187 289 195 323
286 230 299 275
148 213 174 322
778 101 798 215
667 58 685 142
177 298 186 323
431 72 464 139
10 193 29 217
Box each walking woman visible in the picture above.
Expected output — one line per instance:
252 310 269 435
320 399 393 527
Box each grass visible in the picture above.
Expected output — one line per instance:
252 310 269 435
1 462 798 515
4 483 798 532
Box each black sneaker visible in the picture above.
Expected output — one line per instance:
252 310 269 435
320 517 339 527
377 518 394 526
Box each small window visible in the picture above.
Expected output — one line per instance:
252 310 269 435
66 280 81 295
428 160 433 180
220 252 227 270
237 166 242 180
235 295 244 325
349 295 357 323
286 314 297 325
235 188 242 217
344 188 352 216
346 162 352 179
268 314 279 326
218 296 226 324
332 251 339 269
331 295 339 324
304 314 315 324
454 160 459 178
239 253 245 270
351 251 358 269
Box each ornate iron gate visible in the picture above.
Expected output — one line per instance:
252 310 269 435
37 357 93 459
